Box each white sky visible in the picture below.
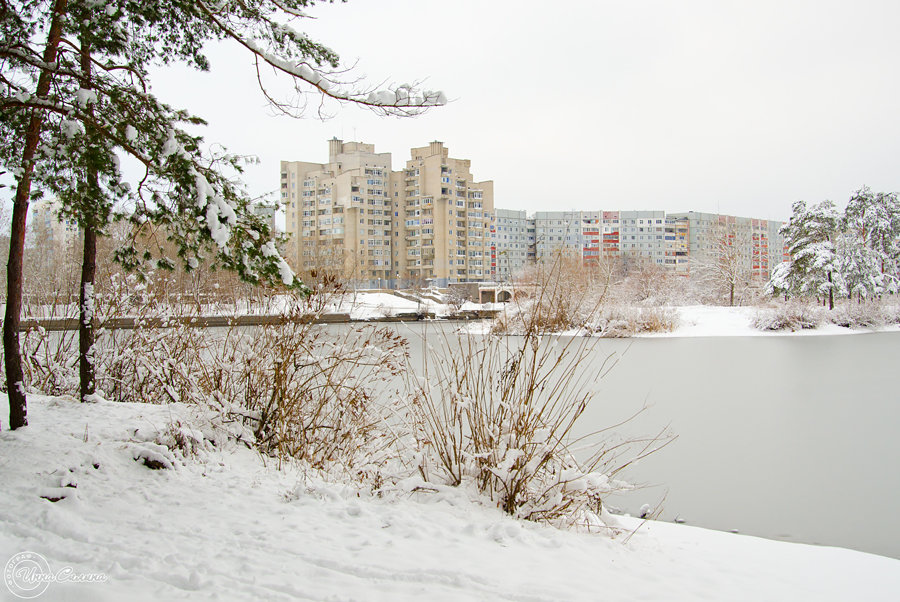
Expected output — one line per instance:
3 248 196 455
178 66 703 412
146 0 900 222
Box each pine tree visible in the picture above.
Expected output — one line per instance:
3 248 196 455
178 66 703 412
844 187 900 295
1 0 444 429
771 200 841 309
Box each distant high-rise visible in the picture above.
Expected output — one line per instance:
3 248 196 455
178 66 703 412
281 139 393 286
282 140 785 288
282 140 494 288
390 142 495 286
494 209 534 282
30 197 80 250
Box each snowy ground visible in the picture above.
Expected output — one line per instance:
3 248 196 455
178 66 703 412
340 292 900 337
646 304 900 337
2 397 899 601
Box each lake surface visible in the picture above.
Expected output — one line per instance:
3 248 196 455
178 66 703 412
392 324 900 559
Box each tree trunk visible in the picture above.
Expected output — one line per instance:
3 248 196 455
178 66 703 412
78 35 98 402
4 0 68 430
827 271 834 310
79 227 97 402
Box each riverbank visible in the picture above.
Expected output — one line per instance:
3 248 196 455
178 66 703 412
2 396 898 601
15 291 899 335
645 304 900 338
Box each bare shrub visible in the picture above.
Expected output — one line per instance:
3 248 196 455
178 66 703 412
196 315 408 470
827 300 888 328
586 306 679 337
21 325 78 395
752 302 823 331
21 274 410 476
494 251 610 334
407 326 672 528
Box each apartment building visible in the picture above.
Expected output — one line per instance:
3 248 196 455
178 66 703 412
529 209 779 279
494 209 535 281
281 139 393 286
30 197 80 249
534 210 601 262
614 210 668 268
283 140 494 288
282 139 784 288
668 212 785 281
387 142 495 287
664 216 690 275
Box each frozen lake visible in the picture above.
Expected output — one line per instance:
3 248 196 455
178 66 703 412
393 324 900 559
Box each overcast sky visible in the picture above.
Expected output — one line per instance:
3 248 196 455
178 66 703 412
147 0 900 222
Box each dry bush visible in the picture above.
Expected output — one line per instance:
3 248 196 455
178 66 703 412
494 252 616 334
20 272 409 475
21 326 79 395
196 315 408 470
752 301 823 331
585 306 679 337
828 302 883 328
407 326 672 528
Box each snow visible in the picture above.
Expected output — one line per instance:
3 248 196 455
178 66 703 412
332 293 899 337
1 396 898 601
340 292 438 320
75 88 98 108
276 258 294 287
641 305 900 338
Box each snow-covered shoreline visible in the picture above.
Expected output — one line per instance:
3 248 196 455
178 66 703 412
643 304 900 338
341 293 900 338
2 397 898 601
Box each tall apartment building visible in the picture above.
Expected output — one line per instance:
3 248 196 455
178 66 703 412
529 209 775 279
494 209 535 281
664 216 690 275
614 210 668 268
534 210 601 262
30 197 80 249
668 212 785 281
281 139 785 289
390 142 495 287
281 139 393 286
283 140 494 288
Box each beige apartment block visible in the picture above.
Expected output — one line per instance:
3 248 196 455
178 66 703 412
389 142 495 287
30 197 81 250
281 139 393 286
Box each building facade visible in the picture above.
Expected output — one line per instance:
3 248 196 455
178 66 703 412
534 210 601 262
283 140 494 288
281 139 394 287
30 197 80 250
494 209 535 282
282 139 785 288
389 142 495 287
668 212 785 281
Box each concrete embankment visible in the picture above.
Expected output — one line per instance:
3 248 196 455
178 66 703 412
18 310 499 331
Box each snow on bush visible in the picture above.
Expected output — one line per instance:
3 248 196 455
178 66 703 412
584 306 679 337
130 442 177 470
407 326 669 529
827 301 888 328
752 302 823 331
20 285 410 478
